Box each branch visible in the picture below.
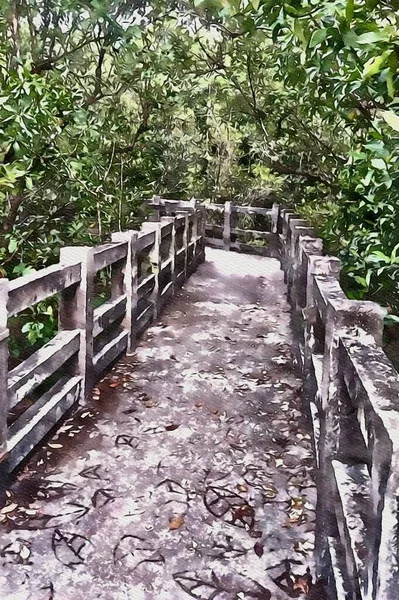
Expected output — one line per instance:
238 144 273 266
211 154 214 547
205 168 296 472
271 162 335 187
31 35 104 74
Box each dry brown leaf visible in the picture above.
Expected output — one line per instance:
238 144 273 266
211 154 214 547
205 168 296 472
165 424 180 431
169 515 184 530
1 503 18 514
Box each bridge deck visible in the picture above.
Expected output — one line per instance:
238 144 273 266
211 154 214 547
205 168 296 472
0 249 316 600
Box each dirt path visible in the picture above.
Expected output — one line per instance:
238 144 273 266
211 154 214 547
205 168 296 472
0 248 316 600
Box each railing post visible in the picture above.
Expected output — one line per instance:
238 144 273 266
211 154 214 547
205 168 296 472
271 202 280 234
111 231 138 355
141 222 162 318
197 206 206 264
161 215 177 292
191 210 199 265
177 211 189 282
59 247 94 403
223 201 232 251
0 280 9 481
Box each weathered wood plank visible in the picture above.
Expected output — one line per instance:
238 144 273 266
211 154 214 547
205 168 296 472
8 263 81 317
111 231 138 355
93 295 127 337
93 242 128 272
161 280 173 298
8 329 80 409
59 246 94 403
161 257 173 271
332 460 371 596
137 273 155 299
223 201 232 251
136 303 154 334
93 330 128 376
137 231 156 252
8 376 82 470
160 222 173 238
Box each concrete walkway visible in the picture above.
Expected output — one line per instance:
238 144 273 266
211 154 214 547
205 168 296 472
0 249 316 600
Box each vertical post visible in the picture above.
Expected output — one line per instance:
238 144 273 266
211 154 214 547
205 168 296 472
111 231 138 355
141 222 162 318
271 202 280 234
59 246 94 402
0 280 9 471
304 255 340 583
197 206 206 264
160 216 176 292
223 201 232 251
191 210 199 266
177 211 189 283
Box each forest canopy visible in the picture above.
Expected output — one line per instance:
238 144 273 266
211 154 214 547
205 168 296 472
2 0 399 317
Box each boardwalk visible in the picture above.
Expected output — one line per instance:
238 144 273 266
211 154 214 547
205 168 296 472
0 249 316 600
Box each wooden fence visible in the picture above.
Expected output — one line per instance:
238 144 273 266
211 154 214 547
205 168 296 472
149 198 280 256
0 208 205 472
278 208 399 600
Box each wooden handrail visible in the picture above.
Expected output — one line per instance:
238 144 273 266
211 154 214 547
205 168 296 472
0 207 206 473
278 207 399 600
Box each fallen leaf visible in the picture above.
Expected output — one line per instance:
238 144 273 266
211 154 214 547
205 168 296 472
109 382 120 389
165 424 180 431
169 515 184 530
48 443 63 449
254 542 264 557
236 484 248 493
1 503 18 514
20 544 31 560
249 529 263 539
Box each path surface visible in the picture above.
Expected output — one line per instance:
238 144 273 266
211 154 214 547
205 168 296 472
0 249 316 600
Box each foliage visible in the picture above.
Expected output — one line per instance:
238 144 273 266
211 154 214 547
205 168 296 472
3 0 399 352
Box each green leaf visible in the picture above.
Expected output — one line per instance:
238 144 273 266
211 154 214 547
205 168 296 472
386 70 395 99
371 158 386 170
8 239 18 253
356 31 387 45
380 110 399 132
346 0 355 21
309 29 328 49
293 19 307 45
362 51 391 79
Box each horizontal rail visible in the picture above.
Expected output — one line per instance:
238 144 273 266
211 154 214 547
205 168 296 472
137 230 156 252
137 274 155 299
0 202 206 477
8 329 80 409
8 376 82 470
8 263 81 317
93 295 127 337
93 330 129 376
94 242 128 272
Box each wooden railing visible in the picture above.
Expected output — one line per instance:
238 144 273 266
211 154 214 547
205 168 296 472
278 208 399 600
0 207 205 472
149 198 280 256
